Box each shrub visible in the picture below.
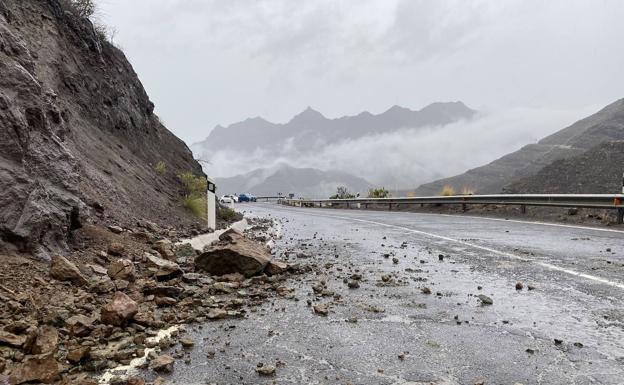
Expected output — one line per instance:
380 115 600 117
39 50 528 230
183 196 206 219
154 161 167 176
440 185 456 196
368 187 390 198
179 172 207 218
461 186 475 195
60 0 96 18
330 186 356 199
218 206 237 221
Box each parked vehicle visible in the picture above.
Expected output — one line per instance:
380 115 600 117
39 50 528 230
220 194 238 203
238 193 257 202
219 195 234 204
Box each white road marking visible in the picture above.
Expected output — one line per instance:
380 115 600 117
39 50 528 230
285 209 624 290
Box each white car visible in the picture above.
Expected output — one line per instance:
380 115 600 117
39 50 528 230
219 194 238 204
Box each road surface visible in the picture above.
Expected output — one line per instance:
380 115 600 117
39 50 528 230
170 203 624 385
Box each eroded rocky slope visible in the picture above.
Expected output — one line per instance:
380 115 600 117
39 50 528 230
0 0 204 257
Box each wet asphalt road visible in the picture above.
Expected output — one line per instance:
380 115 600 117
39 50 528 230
170 203 624 385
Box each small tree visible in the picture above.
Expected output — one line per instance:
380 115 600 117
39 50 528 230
330 186 355 199
368 187 390 198
60 0 96 18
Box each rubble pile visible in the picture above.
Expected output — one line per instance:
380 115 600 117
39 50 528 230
0 220 292 384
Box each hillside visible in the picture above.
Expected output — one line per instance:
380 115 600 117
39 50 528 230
216 164 372 198
0 0 204 257
192 101 476 155
414 99 624 195
505 140 624 194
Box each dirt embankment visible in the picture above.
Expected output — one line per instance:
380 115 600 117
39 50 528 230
0 0 206 258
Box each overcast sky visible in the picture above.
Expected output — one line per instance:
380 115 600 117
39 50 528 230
99 0 624 145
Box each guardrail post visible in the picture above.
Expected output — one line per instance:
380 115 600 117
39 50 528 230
388 203 392 211
346 202 350 209
618 208 624 224
520 205 527 214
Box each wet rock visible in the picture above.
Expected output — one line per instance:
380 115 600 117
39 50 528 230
108 242 125 256
0 331 27 348
478 294 493 305
9 353 59 384
145 253 183 281
49 255 87 286
381 274 391 283
527 285 536 291
218 227 244 242
515 282 524 290
180 339 194 349
313 304 329 316
554 338 563 345
67 346 90 363
108 225 124 234
150 355 174 373
195 237 270 277
347 280 360 289
66 315 95 337
421 287 432 295
206 308 228 320
265 260 289 275
107 259 136 282
31 326 58 354
392 257 399 264
101 292 138 326
155 297 176 307
143 285 182 298
155 239 176 261
256 363 276 376
438 254 445 261
88 276 116 294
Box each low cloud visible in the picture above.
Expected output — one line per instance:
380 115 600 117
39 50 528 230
201 106 598 189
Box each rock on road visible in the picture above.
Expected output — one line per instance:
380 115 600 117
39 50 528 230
172 203 624 385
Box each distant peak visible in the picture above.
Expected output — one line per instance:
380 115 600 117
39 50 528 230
290 106 326 122
384 105 411 114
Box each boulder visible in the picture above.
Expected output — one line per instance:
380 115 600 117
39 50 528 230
150 355 174 373
49 255 87 286
67 346 90 363
9 353 59 384
107 259 136 282
144 253 182 281
31 326 58 354
195 237 270 277
101 292 138 326
218 227 244 242
265 260 289 275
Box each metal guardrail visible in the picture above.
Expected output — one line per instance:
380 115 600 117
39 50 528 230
280 194 624 224
255 196 282 202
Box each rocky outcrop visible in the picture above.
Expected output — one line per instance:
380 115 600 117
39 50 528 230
0 0 205 257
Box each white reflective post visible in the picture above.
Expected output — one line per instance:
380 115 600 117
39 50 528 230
207 177 216 231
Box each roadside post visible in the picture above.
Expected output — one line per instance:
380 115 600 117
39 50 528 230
207 177 216 231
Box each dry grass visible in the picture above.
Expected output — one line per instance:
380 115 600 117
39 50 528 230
461 186 475 195
154 161 167 175
218 206 237 221
440 185 456 196
183 196 206 219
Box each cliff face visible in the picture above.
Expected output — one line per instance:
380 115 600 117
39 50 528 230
0 0 204 257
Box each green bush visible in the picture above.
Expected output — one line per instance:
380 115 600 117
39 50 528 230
218 206 237 221
154 161 167 175
329 186 356 199
179 172 207 218
368 187 390 198
183 196 206 219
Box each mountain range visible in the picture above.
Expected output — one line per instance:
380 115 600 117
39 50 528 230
216 164 372 198
415 98 624 195
192 101 476 155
